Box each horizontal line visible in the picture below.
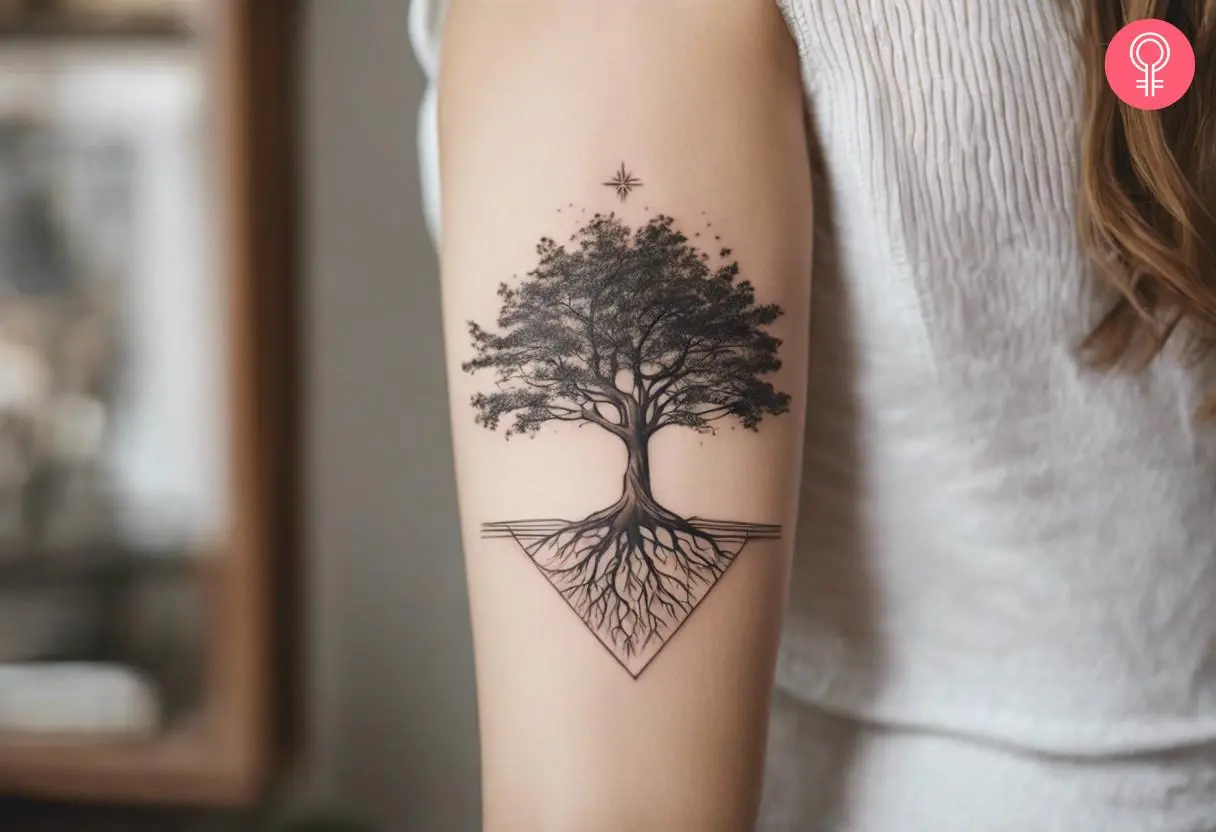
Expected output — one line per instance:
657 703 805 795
705 536 780 541
690 523 781 530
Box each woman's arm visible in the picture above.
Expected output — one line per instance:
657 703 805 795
438 2 812 828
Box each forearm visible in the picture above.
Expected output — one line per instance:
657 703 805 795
438 2 812 829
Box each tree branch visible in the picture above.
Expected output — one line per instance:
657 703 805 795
581 406 630 438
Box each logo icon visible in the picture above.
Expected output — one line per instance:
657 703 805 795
1131 31 1170 96
1106 19 1195 110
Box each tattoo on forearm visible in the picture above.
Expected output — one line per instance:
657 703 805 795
464 169 789 677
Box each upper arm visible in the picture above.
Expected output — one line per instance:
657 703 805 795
437 3 812 829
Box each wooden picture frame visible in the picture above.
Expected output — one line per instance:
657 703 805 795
0 0 299 806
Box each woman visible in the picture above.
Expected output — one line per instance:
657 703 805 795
413 1 1216 829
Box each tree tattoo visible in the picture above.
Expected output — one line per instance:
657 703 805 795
464 209 789 676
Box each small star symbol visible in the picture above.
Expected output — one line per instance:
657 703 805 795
603 163 642 201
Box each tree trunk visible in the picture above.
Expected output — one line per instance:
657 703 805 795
622 431 653 504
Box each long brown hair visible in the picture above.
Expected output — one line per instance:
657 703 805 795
1079 0 1216 416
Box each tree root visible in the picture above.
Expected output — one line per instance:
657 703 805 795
526 494 733 656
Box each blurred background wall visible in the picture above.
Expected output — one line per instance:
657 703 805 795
0 0 818 817
301 0 479 827
1 1 478 830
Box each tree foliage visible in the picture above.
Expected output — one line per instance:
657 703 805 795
464 214 789 441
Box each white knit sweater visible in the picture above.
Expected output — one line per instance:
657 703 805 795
412 2 1216 828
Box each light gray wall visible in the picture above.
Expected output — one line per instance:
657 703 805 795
303 0 480 829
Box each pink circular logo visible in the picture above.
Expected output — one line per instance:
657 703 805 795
1105 19 1195 110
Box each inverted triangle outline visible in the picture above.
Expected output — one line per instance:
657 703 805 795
502 533 752 679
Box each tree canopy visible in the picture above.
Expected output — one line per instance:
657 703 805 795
464 213 789 441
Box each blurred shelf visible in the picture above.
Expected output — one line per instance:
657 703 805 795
0 14 195 42
0 720 256 805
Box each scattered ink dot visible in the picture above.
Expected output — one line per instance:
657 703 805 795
695 232 701 237
720 248 732 257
